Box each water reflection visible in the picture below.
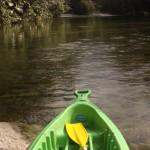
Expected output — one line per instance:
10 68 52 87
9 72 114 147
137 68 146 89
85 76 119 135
0 18 150 149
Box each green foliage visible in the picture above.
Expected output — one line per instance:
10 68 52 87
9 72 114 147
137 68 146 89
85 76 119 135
48 0 66 17
0 0 67 24
1 0 150 24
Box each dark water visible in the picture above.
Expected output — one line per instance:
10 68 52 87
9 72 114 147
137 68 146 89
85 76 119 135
0 17 150 149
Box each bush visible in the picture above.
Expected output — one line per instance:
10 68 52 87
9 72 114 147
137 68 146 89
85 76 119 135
0 0 67 24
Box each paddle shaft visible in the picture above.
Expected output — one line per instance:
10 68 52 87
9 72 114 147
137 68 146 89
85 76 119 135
80 146 87 150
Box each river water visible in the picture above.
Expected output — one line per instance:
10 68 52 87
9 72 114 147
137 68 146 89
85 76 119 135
0 17 150 149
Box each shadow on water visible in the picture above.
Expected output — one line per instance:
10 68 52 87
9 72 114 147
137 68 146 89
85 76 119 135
0 17 150 149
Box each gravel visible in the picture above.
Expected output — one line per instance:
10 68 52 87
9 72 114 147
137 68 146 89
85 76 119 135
0 122 29 150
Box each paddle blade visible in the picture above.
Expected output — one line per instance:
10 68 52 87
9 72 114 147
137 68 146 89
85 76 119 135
66 123 88 148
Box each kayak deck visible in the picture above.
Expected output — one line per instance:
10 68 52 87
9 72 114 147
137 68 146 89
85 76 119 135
28 90 129 150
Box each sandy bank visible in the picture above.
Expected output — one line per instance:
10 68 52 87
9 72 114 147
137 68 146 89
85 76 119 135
0 122 29 150
0 122 42 150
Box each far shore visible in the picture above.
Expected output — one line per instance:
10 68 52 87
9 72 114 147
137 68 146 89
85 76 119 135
60 13 118 18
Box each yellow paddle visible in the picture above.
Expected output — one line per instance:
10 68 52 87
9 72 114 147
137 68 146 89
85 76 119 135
65 123 88 150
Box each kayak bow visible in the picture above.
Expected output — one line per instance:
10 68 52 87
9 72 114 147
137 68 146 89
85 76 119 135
28 90 129 150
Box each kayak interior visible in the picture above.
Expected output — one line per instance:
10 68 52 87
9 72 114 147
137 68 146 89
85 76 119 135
29 103 122 150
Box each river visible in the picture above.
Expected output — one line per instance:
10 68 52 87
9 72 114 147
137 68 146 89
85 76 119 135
0 17 150 149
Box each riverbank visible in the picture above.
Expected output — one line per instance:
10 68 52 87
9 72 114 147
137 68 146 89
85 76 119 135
0 0 66 24
1 0 150 24
0 122 28 150
0 122 42 150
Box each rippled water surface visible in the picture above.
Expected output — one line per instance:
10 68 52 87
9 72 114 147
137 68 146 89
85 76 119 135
0 18 150 149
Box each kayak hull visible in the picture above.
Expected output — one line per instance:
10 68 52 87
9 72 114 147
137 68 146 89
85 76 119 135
28 90 129 150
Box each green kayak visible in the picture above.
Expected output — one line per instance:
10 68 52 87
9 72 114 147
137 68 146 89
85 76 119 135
28 90 129 150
